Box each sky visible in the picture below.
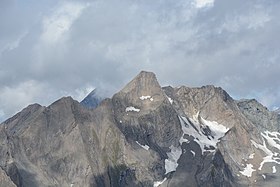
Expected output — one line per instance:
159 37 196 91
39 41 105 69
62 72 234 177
0 0 280 122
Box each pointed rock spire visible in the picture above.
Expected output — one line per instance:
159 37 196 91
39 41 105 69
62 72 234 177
120 71 162 94
113 71 169 112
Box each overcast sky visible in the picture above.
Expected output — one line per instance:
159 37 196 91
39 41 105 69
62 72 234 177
0 0 280 122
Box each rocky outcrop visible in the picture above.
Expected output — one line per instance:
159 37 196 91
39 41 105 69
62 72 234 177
237 99 280 131
111 71 183 184
0 71 279 187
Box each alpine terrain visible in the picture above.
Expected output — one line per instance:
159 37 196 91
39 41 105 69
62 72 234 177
0 71 279 187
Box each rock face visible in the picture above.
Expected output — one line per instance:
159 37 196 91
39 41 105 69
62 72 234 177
0 71 279 187
0 167 16 187
237 99 280 131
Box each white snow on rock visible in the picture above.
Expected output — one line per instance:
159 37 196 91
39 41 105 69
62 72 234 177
136 141 150 151
164 145 182 174
240 164 256 177
261 131 280 150
140 95 153 101
153 178 167 187
191 150 196 156
179 113 229 154
249 153 255 159
262 174 266 179
125 106 140 112
251 130 280 171
273 166 277 173
167 97 173 104
200 117 229 138
251 139 280 170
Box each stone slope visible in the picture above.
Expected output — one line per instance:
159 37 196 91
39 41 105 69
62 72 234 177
0 167 16 187
0 71 279 187
112 71 183 185
163 85 280 186
0 97 94 187
237 99 280 131
236 99 280 186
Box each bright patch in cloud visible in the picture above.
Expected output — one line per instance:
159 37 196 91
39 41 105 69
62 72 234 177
41 2 89 44
0 80 47 118
194 0 214 8
220 10 271 33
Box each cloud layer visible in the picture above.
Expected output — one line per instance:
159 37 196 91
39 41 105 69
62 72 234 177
0 0 280 121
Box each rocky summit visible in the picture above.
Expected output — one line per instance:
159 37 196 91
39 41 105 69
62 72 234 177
0 71 279 187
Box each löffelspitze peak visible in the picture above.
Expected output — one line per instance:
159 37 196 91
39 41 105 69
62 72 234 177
119 71 161 93
114 70 169 111
0 71 279 187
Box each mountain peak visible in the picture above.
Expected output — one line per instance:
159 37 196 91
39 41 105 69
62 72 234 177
80 88 104 109
120 71 160 94
112 70 169 116
237 98 269 112
137 70 156 79
1 71 280 187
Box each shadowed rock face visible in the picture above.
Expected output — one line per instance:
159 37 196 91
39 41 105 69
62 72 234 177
0 71 279 187
80 89 105 109
112 71 182 150
0 167 16 187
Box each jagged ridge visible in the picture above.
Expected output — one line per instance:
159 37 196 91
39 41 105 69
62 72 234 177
0 71 279 187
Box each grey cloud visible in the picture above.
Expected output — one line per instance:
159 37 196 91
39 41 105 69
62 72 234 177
1 0 280 122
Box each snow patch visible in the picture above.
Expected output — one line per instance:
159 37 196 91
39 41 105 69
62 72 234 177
191 150 196 156
125 106 140 112
273 166 277 173
140 95 153 101
200 117 229 138
167 97 173 104
251 139 280 170
249 153 255 159
240 164 255 177
153 178 167 187
251 130 280 170
261 131 280 150
179 114 229 153
136 141 150 151
165 145 182 174
262 174 266 179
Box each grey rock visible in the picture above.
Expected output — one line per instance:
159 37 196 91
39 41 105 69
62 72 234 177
237 99 280 131
0 167 16 187
0 71 279 187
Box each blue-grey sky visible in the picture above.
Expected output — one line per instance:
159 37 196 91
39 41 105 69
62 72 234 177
1 0 280 122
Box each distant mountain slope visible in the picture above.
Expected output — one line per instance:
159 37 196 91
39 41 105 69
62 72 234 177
0 71 279 187
80 89 104 109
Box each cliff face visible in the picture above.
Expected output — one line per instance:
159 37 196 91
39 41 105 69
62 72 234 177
0 71 279 187
0 167 16 187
